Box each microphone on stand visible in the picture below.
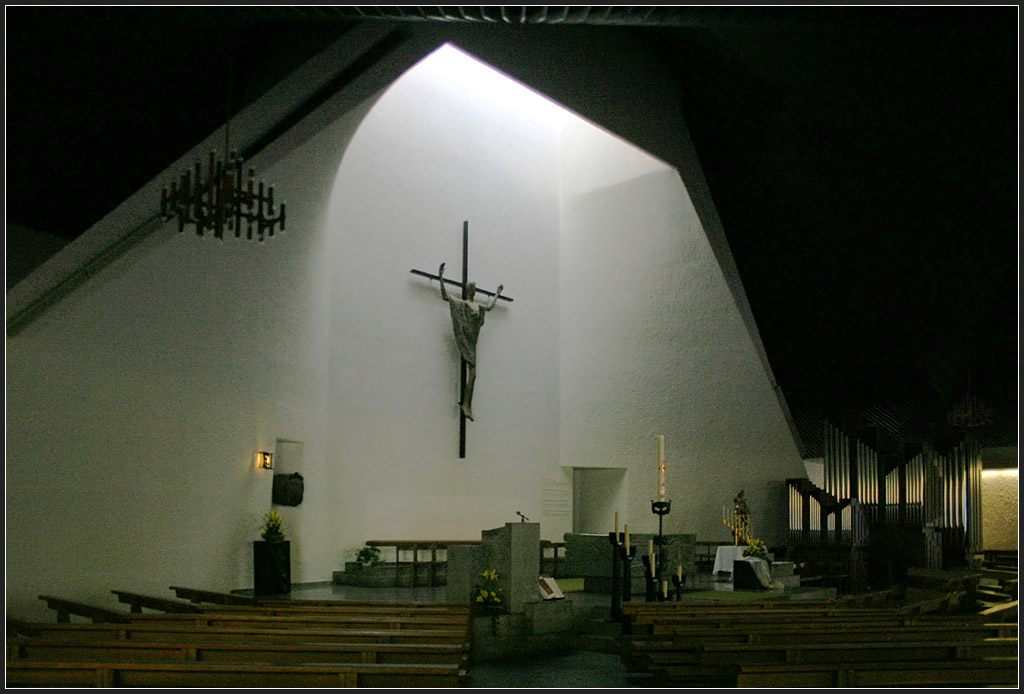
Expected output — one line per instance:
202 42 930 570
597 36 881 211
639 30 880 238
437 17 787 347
516 511 529 523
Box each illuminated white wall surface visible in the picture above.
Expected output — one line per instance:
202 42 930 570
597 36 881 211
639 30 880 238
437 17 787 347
5 44 805 619
324 45 565 547
981 469 1018 550
558 117 805 544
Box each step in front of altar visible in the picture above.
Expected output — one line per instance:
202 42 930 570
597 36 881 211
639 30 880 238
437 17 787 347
771 561 800 588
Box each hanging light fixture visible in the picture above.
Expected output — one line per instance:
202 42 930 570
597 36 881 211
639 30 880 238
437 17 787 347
947 394 994 429
160 151 285 241
946 367 993 429
159 49 285 241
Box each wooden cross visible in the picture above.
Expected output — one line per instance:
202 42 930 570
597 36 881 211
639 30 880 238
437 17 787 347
411 221 512 458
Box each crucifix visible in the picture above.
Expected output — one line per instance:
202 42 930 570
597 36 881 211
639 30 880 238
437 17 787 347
411 221 512 458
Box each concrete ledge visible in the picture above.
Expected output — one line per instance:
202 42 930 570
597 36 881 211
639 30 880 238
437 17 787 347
332 562 447 588
470 600 574 662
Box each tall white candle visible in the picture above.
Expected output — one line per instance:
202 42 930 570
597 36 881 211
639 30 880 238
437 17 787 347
662 580 668 598
657 435 666 501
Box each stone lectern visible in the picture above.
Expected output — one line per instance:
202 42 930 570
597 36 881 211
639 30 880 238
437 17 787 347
481 522 540 614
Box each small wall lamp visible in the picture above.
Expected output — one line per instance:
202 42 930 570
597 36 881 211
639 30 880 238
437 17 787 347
257 451 273 470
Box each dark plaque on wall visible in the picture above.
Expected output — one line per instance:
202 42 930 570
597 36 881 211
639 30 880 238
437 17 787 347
272 472 304 506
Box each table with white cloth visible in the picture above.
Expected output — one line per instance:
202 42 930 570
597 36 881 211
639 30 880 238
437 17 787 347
712 545 747 574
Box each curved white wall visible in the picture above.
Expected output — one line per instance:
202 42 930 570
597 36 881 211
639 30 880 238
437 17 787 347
5 40 807 619
324 45 565 549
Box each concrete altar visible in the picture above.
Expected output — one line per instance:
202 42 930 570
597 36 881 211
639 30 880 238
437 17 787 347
563 532 696 592
447 522 574 662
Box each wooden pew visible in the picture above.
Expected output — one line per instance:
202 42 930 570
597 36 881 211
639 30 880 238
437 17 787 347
622 598 838 615
5 660 468 688
734 659 1020 688
169 586 259 606
124 612 468 631
9 621 469 646
642 640 1017 687
645 637 1018 667
626 621 1016 655
979 600 1018 621
37 595 130 624
8 636 469 666
623 623 1017 671
114 590 465 617
111 590 203 614
258 597 470 612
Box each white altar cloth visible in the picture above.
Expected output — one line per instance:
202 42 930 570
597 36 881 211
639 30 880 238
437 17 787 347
713 545 747 574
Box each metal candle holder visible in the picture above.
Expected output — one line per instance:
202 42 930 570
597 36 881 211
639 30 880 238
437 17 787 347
651 500 671 600
608 532 636 623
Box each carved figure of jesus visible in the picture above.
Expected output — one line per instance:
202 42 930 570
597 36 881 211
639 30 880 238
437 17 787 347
438 262 502 421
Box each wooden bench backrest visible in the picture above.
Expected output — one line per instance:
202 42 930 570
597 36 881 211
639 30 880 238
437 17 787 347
9 636 468 666
6 659 467 688
192 604 468 617
734 658 1020 688
645 637 1018 666
258 598 470 612
125 612 468 630
37 595 130 624
626 622 1017 652
16 622 469 646
169 586 258 606
111 591 203 614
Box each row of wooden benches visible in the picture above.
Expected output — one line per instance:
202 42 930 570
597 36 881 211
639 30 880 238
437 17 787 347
619 592 1019 687
7 586 472 688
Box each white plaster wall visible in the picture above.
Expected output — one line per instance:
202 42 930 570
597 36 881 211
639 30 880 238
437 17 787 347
323 46 564 552
981 470 1018 550
803 458 825 489
2 96 365 617
6 39 810 620
558 119 806 545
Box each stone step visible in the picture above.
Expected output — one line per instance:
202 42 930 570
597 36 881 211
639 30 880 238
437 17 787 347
770 561 795 577
777 575 801 588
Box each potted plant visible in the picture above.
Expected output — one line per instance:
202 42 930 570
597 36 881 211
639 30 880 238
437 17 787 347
354 545 383 570
254 510 290 596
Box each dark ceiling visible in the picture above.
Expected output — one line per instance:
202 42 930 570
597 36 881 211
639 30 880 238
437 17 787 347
5 7 1018 452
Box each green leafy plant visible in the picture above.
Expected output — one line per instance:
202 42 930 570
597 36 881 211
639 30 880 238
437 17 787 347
260 510 285 542
473 569 504 610
356 546 383 568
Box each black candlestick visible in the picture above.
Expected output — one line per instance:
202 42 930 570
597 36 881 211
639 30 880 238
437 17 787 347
608 532 636 622
651 500 671 597
642 554 657 602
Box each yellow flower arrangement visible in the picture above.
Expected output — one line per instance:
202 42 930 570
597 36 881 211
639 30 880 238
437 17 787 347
473 569 504 609
261 510 286 542
743 538 768 561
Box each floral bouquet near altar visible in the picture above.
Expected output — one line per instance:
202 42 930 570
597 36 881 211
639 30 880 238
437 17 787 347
261 510 286 542
473 569 504 611
743 538 769 561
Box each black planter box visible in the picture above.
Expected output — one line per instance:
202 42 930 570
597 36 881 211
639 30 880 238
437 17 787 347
253 540 291 596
